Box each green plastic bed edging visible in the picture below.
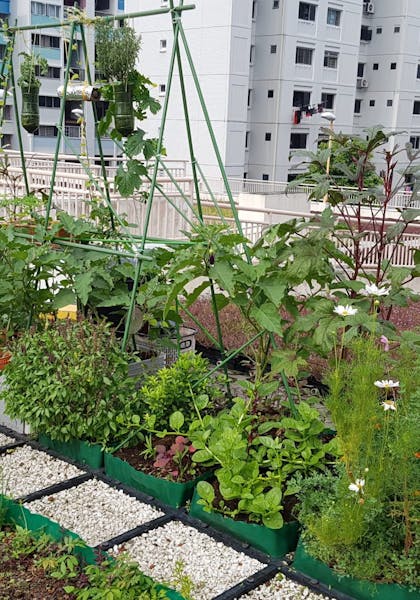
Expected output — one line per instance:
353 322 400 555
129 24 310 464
104 451 212 508
38 434 104 469
189 489 299 557
293 540 420 600
0 494 184 599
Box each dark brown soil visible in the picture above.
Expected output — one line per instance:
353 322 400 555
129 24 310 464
0 531 81 599
115 435 208 483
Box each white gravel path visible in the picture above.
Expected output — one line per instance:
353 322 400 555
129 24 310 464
241 572 332 600
0 445 83 498
25 478 164 547
111 520 264 600
0 432 14 446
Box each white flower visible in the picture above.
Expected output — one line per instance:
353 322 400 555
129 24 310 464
381 400 397 411
360 283 391 297
333 305 358 317
374 380 399 389
349 479 365 494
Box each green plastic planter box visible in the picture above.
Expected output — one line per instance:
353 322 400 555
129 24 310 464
104 452 211 508
38 434 104 469
189 489 299 557
293 540 420 600
0 494 184 599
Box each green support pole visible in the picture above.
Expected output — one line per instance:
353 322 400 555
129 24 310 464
44 21 77 230
79 23 115 232
169 0 203 222
121 255 142 350
195 162 230 226
8 33 31 196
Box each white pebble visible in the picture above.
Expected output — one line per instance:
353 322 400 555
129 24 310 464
0 432 14 446
241 572 332 600
110 520 264 599
0 445 83 498
26 478 163 547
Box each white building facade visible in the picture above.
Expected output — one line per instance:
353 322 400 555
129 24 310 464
2 0 420 181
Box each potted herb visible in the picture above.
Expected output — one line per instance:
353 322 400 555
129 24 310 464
0 318 142 468
187 392 337 557
104 352 223 507
17 52 48 133
95 20 141 136
294 334 420 598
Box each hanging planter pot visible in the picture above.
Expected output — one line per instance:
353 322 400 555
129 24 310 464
114 82 134 137
21 85 40 133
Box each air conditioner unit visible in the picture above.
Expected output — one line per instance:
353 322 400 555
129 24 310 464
357 78 369 88
364 2 375 14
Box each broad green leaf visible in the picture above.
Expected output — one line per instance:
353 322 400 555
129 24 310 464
124 129 145 157
52 288 76 309
169 411 184 431
74 271 93 306
259 275 287 306
210 259 236 295
197 480 215 503
250 302 283 334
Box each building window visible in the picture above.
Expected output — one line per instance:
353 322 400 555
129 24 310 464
360 26 372 42
245 131 250 149
298 2 316 21
39 95 60 108
357 62 365 77
293 90 311 107
326 8 341 27
387 99 393 107
32 33 60 48
369 99 375 107
373 63 379 71
321 92 335 109
290 133 308 149
160 39 167 52
34 125 58 137
250 44 255 64
390 63 397 70
36 65 60 78
0 44 5 60
354 99 362 114
409 136 420 149
324 51 338 69
394 26 400 33
413 101 420 114
0 134 12 147
247 89 252 108
252 1 257 20
295 46 313 65
273 0 279 8
417 64 420 79
31 2 45 15
267 89 274 98
262 174 269 181
244 172 248 179
158 84 166 95
376 27 382 34
270 44 277 54
3 105 12 120
265 132 272 141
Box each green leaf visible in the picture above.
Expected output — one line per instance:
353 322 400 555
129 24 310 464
210 259 236 295
250 302 283 334
169 411 184 431
52 288 76 309
197 480 215 503
192 449 213 463
74 271 93 306
259 275 287 306
262 511 283 529
124 129 145 157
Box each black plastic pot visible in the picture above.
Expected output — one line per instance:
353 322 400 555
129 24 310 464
114 82 134 137
21 86 40 133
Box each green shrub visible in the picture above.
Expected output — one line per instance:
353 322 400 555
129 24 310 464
1 319 141 447
139 352 221 427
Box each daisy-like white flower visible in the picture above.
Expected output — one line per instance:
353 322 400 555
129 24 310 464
360 283 391 297
374 380 399 389
381 400 397 411
333 305 358 317
349 478 365 494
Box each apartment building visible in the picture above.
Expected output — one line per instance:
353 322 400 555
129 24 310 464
2 0 420 182
0 0 124 156
127 0 420 181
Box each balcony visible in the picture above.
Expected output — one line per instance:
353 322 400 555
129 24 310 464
32 46 61 62
31 15 60 26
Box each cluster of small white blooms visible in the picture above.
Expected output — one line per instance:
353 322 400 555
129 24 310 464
0 445 83 498
25 479 163 547
333 305 358 317
110 521 263 600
